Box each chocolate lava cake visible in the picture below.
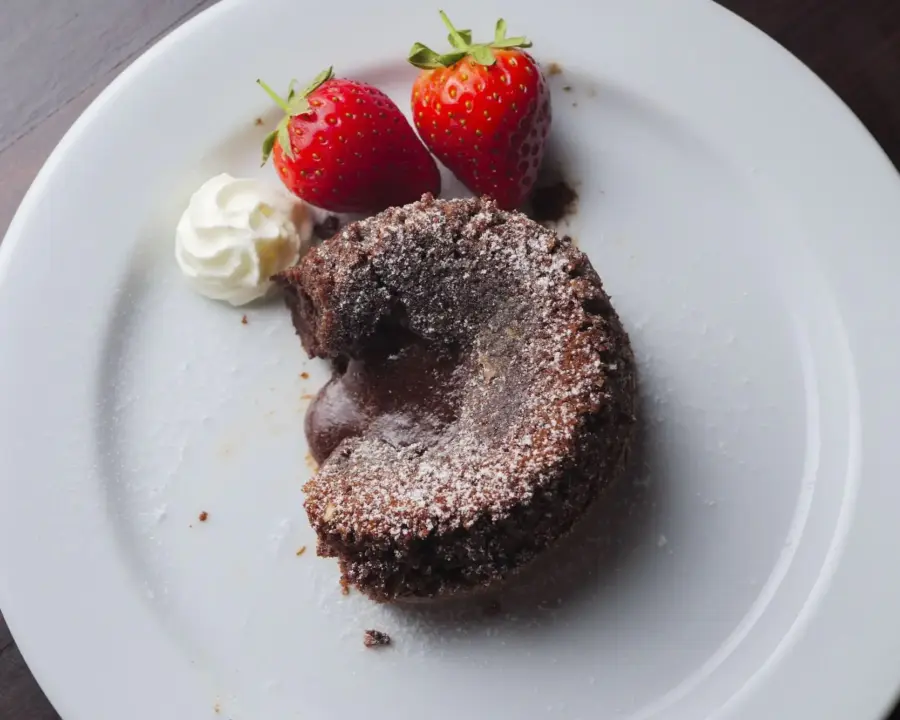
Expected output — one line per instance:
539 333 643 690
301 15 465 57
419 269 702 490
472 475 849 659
274 194 636 602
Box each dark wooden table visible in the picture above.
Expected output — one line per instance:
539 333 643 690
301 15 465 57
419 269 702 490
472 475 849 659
0 0 898 717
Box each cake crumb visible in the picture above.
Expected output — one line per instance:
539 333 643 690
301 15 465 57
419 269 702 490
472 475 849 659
199 511 209 522
562 85 572 92
241 315 248 325
530 182 579 224
300 393 315 401
547 62 563 76
313 215 341 240
340 576 351 595
363 629 391 648
254 117 264 126
300 371 310 379
296 545 307 556
214 702 221 714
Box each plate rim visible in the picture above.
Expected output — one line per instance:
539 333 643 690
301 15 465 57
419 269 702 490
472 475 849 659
2 0 900 718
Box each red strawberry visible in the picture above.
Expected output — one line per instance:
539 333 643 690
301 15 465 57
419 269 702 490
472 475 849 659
258 68 440 214
408 12 551 209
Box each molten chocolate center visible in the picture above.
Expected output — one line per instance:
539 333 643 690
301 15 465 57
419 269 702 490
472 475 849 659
306 342 460 464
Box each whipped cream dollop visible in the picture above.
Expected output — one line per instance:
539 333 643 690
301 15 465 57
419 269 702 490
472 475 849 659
175 173 313 305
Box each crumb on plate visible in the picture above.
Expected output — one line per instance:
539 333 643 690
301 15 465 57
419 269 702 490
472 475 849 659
313 215 341 240
199 511 209 522
363 629 391 648
530 181 579 224
241 314 248 325
296 545 307 556
547 62 563 76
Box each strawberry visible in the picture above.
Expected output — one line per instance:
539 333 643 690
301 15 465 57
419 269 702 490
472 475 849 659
258 68 440 214
408 12 550 209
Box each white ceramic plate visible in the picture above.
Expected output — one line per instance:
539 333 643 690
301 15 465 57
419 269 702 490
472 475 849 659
3 0 900 718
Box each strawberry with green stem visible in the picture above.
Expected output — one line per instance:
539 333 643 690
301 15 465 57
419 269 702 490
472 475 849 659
258 67 440 214
408 11 550 209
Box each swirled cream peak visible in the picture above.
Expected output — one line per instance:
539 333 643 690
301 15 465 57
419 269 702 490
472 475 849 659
175 173 312 305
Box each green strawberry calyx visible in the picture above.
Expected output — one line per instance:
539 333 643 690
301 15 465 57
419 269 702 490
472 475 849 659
408 11 532 69
256 66 333 165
